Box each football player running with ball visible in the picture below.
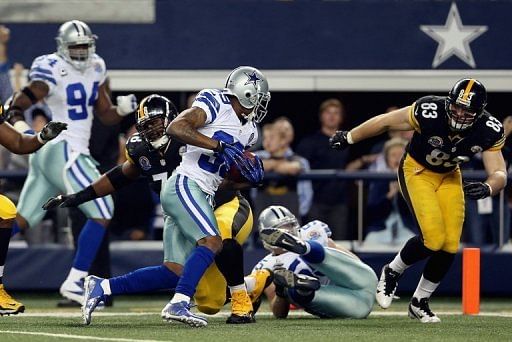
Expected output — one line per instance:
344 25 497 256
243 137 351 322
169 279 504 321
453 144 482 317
44 94 271 325
4 20 137 306
330 79 507 322
256 206 377 319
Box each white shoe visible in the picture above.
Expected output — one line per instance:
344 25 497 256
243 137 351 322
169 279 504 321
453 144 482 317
375 264 401 309
59 278 85 305
408 297 441 323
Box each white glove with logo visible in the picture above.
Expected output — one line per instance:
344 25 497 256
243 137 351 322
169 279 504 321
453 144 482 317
116 94 137 117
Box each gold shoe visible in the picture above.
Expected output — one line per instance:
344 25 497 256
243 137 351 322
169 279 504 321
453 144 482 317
0 284 25 315
226 290 254 324
248 269 273 314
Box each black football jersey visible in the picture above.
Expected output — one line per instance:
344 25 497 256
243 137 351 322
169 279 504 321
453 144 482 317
125 133 182 194
407 96 505 173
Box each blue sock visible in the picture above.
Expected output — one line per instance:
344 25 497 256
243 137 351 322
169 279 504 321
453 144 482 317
109 265 179 295
72 220 106 271
11 222 21 237
301 241 325 264
175 246 215 298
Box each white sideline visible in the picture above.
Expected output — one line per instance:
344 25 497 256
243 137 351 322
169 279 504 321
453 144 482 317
9 310 512 318
0 330 166 342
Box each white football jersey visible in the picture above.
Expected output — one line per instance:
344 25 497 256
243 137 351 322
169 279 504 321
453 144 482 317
252 220 333 286
29 53 107 155
175 89 258 195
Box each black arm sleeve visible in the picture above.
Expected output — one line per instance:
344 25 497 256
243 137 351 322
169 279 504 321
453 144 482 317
106 165 133 190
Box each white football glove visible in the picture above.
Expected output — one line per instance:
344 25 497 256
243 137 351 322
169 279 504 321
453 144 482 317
116 94 137 117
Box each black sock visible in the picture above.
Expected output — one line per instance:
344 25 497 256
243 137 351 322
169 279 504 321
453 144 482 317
400 236 435 265
0 227 13 285
423 250 456 283
215 239 244 287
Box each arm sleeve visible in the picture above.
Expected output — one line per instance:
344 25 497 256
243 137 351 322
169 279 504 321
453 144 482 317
408 102 421 132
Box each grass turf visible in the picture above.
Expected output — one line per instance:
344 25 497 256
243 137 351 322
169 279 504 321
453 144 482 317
0 294 511 342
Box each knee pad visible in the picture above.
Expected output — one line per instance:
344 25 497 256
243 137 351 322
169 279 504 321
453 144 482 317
0 195 17 220
422 233 445 252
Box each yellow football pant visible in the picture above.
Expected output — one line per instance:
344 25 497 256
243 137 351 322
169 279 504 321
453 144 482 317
0 194 17 220
194 195 253 314
398 154 464 253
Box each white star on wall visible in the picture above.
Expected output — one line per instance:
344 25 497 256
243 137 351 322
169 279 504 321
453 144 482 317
420 2 488 68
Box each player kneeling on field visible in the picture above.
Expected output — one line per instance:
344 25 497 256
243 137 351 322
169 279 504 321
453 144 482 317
254 206 377 319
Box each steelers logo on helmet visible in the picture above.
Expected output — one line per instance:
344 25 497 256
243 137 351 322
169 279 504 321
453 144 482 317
135 94 178 150
445 78 487 131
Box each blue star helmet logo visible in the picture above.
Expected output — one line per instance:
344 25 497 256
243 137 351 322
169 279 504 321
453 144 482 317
244 71 262 88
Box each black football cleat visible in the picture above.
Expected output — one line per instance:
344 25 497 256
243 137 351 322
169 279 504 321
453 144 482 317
273 268 320 292
259 228 308 254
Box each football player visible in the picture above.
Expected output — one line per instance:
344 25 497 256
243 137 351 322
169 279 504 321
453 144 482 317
3 20 137 306
0 102 67 315
330 79 507 322
44 94 271 325
255 206 377 319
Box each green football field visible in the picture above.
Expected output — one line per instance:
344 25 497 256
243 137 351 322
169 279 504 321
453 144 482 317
1 294 511 342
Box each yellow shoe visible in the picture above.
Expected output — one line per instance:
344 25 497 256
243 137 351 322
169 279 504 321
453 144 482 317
248 269 273 314
0 284 25 315
226 290 254 324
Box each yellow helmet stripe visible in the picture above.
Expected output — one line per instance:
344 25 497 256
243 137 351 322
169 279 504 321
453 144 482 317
462 79 476 101
137 97 147 119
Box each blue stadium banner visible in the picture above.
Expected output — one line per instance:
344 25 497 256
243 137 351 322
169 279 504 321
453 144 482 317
7 1 511 70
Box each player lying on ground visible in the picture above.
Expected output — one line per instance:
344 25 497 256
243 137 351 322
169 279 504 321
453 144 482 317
255 205 377 319
5 20 137 307
0 101 66 315
329 78 507 323
44 92 270 325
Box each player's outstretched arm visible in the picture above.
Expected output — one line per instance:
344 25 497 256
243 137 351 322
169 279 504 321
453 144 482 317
42 160 141 210
95 83 137 125
330 106 413 150
167 107 219 150
7 81 49 124
0 120 67 154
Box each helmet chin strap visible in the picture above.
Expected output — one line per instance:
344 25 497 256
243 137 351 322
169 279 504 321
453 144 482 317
150 135 169 150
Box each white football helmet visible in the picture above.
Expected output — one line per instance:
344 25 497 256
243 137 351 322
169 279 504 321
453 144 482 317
55 20 97 71
223 66 270 123
258 205 299 252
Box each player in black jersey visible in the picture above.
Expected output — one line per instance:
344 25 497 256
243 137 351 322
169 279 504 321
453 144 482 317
330 79 507 323
43 94 271 325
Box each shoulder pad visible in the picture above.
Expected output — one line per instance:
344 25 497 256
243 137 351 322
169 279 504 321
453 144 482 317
478 113 506 151
29 54 59 86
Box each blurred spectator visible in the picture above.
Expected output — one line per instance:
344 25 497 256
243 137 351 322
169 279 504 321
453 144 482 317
365 138 415 245
0 25 13 103
296 99 355 239
462 115 512 246
253 120 313 220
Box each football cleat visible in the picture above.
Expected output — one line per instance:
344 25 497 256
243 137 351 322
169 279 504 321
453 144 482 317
59 278 85 305
0 284 25 315
161 301 208 327
375 264 401 309
82 276 106 325
273 268 320 292
259 228 308 254
408 297 441 323
226 290 255 324
248 269 273 314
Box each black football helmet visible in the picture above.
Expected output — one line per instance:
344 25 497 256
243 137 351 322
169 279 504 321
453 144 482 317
445 78 487 131
135 94 178 150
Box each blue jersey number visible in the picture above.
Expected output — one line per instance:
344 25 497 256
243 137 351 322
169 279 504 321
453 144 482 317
198 130 243 176
66 82 99 121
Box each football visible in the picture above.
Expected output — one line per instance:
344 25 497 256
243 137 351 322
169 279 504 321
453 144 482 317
227 150 257 183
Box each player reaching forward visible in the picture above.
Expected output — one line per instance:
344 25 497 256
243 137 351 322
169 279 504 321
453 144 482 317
330 78 507 322
4 20 137 305
256 206 377 319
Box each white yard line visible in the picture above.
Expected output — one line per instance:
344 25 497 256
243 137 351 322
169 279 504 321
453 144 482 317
11 310 512 318
0 330 167 342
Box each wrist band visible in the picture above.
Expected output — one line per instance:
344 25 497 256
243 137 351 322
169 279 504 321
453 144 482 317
347 132 354 144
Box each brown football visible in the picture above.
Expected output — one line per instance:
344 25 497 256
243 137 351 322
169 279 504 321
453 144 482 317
227 150 257 183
